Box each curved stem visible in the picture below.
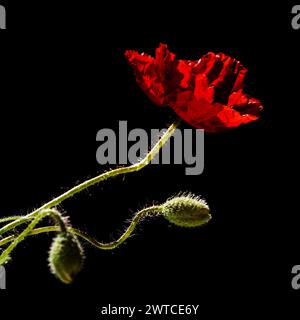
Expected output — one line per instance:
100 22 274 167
29 120 180 214
100 205 162 250
0 206 163 251
0 119 180 237
49 208 67 232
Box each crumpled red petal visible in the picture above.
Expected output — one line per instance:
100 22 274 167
125 50 167 106
126 44 263 132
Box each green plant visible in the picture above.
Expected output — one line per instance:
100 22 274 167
0 120 211 283
0 43 263 284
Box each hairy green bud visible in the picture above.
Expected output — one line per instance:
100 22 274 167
162 194 211 227
48 232 85 284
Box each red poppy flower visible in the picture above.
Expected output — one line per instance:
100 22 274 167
125 43 263 132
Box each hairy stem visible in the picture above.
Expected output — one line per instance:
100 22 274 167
0 206 163 251
0 209 58 265
0 216 23 224
0 120 180 237
49 208 67 232
0 217 31 236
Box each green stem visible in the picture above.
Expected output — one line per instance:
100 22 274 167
29 120 180 214
0 206 163 251
0 217 31 236
49 208 67 232
0 119 180 237
0 209 57 265
0 216 23 224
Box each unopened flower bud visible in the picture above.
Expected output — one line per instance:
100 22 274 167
161 194 211 227
48 232 84 284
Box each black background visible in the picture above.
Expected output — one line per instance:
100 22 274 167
0 1 299 318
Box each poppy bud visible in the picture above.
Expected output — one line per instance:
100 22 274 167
48 232 84 284
161 194 211 227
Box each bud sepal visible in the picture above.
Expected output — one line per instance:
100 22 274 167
49 232 85 284
162 194 211 228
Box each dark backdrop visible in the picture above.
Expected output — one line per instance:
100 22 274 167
0 1 298 317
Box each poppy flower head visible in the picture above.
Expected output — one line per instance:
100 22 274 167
125 44 263 133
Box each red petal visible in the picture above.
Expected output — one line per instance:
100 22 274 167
232 64 247 91
229 90 263 116
177 60 192 88
125 44 263 132
215 107 259 129
125 49 168 106
228 90 249 107
194 74 214 103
